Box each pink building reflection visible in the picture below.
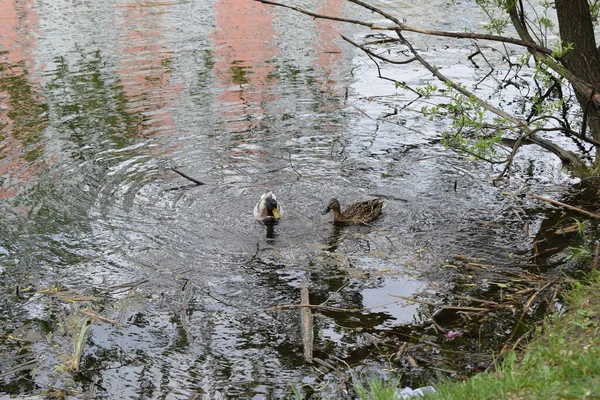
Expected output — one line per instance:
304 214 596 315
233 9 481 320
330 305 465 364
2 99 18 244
210 0 280 137
314 0 344 96
209 0 345 166
115 1 181 140
0 0 44 199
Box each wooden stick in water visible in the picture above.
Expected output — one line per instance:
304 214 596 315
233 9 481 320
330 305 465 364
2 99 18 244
300 280 313 362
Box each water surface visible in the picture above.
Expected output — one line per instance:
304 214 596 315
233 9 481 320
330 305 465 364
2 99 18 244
0 0 567 398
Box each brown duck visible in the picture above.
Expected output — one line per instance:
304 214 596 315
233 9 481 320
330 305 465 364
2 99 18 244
322 198 385 225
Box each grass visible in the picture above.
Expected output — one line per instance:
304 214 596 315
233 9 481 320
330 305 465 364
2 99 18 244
353 376 403 400
350 270 600 400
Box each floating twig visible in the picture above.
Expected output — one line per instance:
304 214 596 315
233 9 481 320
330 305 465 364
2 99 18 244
442 305 491 312
388 294 438 307
171 168 205 186
0 359 38 378
267 296 420 313
266 303 363 313
62 296 103 302
103 279 148 293
313 357 336 370
407 354 419 368
452 294 500 306
80 310 124 327
321 280 350 306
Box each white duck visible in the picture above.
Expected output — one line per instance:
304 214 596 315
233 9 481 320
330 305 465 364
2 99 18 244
253 191 282 223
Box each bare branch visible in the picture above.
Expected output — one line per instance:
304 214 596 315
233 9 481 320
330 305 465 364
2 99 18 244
255 0 380 29
255 0 554 54
530 120 600 147
340 34 416 65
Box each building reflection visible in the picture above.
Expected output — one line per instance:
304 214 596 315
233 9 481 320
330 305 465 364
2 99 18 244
115 0 181 140
210 0 280 136
314 0 344 96
0 0 46 199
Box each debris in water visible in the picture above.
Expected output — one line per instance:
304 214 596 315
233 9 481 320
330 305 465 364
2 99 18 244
396 385 437 398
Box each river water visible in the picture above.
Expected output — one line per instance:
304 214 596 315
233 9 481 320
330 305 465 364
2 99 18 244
0 0 574 398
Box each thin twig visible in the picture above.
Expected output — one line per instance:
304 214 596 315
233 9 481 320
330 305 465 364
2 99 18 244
530 193 600 219
388 294 438 307
452 294 500 305
288 151 302 178
265 303 363 313
442 305 491 312
321 280 350 306
80 310 124 327
171 168 205 186
341 34 417 65
0 359 38 378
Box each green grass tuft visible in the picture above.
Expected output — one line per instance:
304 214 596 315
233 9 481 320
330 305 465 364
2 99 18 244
354 375 402 400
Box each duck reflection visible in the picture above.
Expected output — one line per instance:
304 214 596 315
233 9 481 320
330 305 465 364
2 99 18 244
324 224 344 251
265 222 277 243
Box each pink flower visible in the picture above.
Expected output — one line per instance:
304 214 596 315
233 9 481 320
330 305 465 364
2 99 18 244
444 329 464 340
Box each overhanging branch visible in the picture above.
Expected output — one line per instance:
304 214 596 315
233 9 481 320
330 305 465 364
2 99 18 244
254 0 589 174
255 0 553 54
340 35 416 65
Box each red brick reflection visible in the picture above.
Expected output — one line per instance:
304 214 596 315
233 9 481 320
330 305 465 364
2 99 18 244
210 0 280 138
0 0 44 199
115 1 181 140
314 0 344 95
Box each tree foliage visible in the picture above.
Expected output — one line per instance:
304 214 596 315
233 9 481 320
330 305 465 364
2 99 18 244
257 0 600 180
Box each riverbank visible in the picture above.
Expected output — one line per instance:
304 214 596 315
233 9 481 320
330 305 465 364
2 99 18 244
424 269 600 399
352 269 600 399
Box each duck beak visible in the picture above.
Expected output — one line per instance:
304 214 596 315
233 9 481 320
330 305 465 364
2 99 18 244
322 206 330 215
271 208 280 219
